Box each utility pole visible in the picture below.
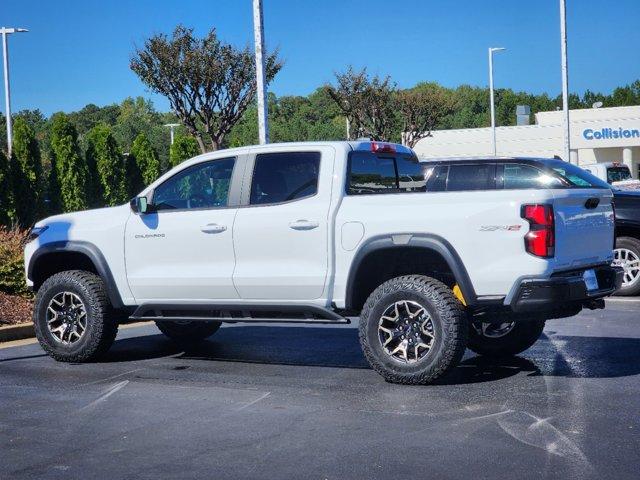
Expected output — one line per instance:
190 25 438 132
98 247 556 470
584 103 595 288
488 47 505 156
1 27 28 157
252 0 269 144
559 0 572 164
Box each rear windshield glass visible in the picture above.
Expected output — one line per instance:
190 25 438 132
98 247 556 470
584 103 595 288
538 159 610 189
348 152 426 194
607 167 632 183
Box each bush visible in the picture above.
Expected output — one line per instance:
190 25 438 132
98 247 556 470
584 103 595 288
0 226 31 296
50 113 89 212
169 135 200 167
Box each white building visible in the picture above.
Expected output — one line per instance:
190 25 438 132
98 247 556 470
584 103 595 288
413 105 640 178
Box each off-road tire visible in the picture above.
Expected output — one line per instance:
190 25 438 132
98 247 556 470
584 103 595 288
33 270 118 362
155 320 221 342
467 319 545 357
614 236 640 296
359 275 467 385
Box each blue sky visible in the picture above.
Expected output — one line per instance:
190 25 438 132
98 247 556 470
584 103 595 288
4 0 640 116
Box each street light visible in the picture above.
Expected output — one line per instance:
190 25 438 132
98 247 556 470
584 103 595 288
488 47 506 156
1 27 28 157
559 0 572 164
252 0 269 144
163 123 180 145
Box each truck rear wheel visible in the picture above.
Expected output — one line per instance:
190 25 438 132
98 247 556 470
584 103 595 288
467 319 544 357
359 275 467 385
33 270 118 362
155 320 221 342
613 236 640 296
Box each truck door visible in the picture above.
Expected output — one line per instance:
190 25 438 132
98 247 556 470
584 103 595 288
232 147 335 300
125 157 241 302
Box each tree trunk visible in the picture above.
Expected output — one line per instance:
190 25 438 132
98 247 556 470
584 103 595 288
195 135 207 154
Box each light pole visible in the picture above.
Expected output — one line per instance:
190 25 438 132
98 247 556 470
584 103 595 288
1 27 28 157
252 0 269 144
559 0 572 164
488 47 505 156
164 123 180 145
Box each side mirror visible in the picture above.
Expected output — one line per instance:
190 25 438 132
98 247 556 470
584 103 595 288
130 196 150 214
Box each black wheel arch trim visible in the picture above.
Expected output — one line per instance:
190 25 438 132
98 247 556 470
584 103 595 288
344 233 478 310
28 240 125 309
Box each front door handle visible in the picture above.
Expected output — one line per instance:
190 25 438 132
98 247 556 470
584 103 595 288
289 219 319 230
200 223 227 234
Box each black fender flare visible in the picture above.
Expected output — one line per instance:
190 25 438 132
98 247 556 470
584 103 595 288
28 240 125 309
344 233 477 310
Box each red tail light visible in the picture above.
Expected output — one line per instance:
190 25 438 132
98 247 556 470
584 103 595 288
522 204 555 258
370 142 396 153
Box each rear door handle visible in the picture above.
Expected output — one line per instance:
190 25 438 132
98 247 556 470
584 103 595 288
289 219 319 230
584 198 600 209
200 223 227 234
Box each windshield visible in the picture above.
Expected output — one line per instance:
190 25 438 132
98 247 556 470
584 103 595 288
607 167 633 183
538 159 610 189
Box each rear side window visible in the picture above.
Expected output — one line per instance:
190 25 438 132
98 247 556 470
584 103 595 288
250 152 320 205
348 152 427 194
446 164 496 191
501 164 564 189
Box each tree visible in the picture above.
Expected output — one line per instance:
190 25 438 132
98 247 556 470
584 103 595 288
124 153 144 198
10 117 43 226
86 124 126 206
131 132 161 186
326 67 398 142
170 135 200 167
0 149 10 225
397 83 457 148
131 25 283 153
50 113 89 212
68 103 120 136
112 97 162 152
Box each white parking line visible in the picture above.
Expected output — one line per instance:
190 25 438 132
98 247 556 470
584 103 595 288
606 297 640 303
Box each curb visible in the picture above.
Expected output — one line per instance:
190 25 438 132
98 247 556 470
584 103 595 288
0 322 35 343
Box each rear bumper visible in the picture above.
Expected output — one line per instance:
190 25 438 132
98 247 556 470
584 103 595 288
509 264 624 313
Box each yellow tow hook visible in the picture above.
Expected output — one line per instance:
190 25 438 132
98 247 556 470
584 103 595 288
452 284 467 307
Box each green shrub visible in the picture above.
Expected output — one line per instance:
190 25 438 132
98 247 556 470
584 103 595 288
169 135 200 167
50 113 89 212
131 132 161 185
11 117 44 227
0 227 31 296
86 124 127 206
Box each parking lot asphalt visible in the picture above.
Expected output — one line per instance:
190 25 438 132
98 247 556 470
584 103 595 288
1 299 639 480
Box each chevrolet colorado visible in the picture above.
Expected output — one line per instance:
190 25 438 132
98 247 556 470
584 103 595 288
25 142 623 384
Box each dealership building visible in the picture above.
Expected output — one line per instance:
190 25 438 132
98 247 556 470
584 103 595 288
413 105 640 178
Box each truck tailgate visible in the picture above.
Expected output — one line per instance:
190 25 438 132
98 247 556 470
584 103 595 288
552 189 615 270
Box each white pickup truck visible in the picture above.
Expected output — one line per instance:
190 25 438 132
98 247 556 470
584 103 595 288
24 141 623 384
582 162 640 190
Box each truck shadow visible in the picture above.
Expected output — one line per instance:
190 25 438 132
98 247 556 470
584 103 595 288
101 326 640 384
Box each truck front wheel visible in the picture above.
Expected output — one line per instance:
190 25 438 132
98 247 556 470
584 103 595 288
359 275 467 385
467 319 545 357
155 320 221 342
33 270 118 362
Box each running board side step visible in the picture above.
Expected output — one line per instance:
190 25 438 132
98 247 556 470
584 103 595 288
129 303 350 325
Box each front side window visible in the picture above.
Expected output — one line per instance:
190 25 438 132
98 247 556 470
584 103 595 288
153 158 235 211
446 164 496 191
540 159 609 189
250 152 320 205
